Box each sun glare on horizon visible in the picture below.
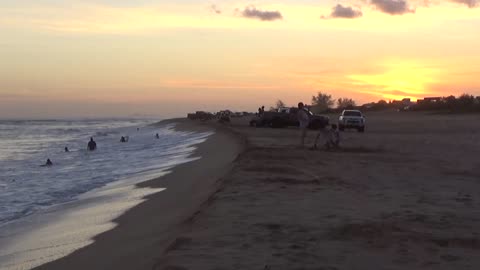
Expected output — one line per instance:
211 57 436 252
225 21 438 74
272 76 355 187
348 60 445 101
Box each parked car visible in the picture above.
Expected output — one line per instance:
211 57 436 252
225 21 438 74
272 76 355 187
250 107 329 130
187 111 214 121
338 110 365 132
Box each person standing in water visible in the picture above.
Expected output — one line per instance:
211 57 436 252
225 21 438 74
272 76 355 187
64 147 69 152
45 159 53 166
155 133 160 139
87 137 97 151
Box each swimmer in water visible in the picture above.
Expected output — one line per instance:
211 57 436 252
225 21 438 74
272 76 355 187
88 137 97 151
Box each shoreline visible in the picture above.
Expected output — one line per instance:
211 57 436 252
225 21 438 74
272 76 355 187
28 118 244 270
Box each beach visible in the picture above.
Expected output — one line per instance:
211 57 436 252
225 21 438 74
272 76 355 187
19 119 242 270
158 111 480 270
20 111 480 270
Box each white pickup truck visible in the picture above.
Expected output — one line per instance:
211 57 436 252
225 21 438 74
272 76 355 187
338 110 365 132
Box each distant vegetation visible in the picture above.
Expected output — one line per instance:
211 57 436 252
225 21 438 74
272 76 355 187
270 99 286 111
337 98 356 109
311 92 334 113
362 93 480 113
270 92 480 114
411 94 480 113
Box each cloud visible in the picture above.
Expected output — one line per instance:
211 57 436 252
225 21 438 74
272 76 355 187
371 0 415 15
209 4 221 14
240 6 283 21
322 4 363 19
450 0 479 8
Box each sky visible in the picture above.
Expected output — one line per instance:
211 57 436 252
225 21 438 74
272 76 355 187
1 0 479 118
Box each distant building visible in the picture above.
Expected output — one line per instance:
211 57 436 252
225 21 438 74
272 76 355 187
423 97 442 102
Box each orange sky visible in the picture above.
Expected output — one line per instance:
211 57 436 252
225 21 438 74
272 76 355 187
0 0 479 118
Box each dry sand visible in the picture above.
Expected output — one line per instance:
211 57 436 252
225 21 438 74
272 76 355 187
157 111 480 270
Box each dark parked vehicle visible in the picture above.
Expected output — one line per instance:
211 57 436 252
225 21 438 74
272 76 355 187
187 111 214 121
250 107 329 130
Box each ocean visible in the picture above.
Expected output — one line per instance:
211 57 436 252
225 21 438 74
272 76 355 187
0 119 212 226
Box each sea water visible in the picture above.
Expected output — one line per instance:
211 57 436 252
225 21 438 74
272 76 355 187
0 119 211 226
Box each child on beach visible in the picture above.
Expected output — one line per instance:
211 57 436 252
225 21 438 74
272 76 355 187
326 124 340 149
312 124 340 150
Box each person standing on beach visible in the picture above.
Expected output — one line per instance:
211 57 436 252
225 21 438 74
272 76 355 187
87 137 97 151
297 102 310 147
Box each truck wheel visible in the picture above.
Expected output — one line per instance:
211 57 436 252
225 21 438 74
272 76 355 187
271 118 283 128
309 120 321 130
358 127 365 133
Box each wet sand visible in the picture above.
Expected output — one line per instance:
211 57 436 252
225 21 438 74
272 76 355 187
30 119 244 270
158 111 480 270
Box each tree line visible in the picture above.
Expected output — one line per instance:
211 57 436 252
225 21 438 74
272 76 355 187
271 92 480 113
271 92 356 112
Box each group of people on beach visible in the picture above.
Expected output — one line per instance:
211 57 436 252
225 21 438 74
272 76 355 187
257 106 265 116
296 102 340 150
43 131 160 166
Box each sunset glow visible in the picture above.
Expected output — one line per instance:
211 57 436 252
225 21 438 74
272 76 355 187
1 0 479 118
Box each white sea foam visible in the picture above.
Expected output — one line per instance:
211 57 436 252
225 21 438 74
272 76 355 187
0 119 212 269
0 119 211 225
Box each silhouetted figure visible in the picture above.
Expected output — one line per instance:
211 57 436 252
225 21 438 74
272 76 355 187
65 147 69 152
312 125 328 150
120 136 126 143
137 128 140 132
325 124 340 150
46 159 53 166
88 137 97 151
155 133 160 139
297 102 310 147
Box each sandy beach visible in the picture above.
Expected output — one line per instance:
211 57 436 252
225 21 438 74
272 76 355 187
28 111 480 270
29 120 244 270
157 111 480 270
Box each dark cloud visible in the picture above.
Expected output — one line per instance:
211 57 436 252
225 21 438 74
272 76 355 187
371 0 415 15
209 4 222 14
450 0 479 8
241 6 283 21
323 4 363 19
